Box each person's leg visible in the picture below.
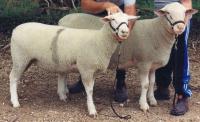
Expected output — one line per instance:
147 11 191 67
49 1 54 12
170 21 191 116
154 47 174 100
68 69 128 102
68 76 85 93
114 69 128 102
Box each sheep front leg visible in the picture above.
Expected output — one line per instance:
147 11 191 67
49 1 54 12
148 70 157 106
57 74 68 101
138 68 150 112
80 71 97 117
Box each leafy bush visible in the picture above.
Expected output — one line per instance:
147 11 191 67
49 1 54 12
0 0 199 35
0 0 74 35
137 0 200 19
0 0 39 17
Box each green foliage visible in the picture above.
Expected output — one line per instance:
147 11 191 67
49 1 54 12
0 0 199 35
0 0 39 17
136 0 154 19
0 12 68 35
137 0 154 9
192 0 200 9
137 0 200 20
0 0 77 35
192 0 200 21
68 7 82 13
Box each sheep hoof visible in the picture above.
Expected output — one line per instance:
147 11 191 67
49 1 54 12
119 99 130 107
149 99 158 107
59 94 67 102
119 103 124 107
140 103 149 113
127 99 130 103
89 113 98 118
142 109 149 114
13 103 20 108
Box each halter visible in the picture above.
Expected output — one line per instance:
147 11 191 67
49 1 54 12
109 21 128 37
164 15 185 29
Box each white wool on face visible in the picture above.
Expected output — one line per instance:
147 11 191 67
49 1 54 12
159 2 187 34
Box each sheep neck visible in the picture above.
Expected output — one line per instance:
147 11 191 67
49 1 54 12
152 17 176 50
96 23 119 58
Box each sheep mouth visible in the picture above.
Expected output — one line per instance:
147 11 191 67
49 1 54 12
120 34 129 39
174 30 185 35
119 36 128 40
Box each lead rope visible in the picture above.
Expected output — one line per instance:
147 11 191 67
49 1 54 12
110 43 131 120
172 35 179 107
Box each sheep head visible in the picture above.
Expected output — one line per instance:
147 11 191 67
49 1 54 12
154 2 198 35
102 12 140 41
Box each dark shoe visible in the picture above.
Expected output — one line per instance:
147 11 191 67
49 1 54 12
68 77 85 94
114 87 128 103
154 87 170 100
114 69 128 103
170 97 189 116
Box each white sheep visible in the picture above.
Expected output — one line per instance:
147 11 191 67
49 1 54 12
9 12 138 116
59 2 198 112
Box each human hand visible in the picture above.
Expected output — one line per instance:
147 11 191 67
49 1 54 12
181 0 192 9
104 2 122 15
124 5 137 31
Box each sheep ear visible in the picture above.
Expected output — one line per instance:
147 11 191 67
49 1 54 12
184 9 198 23
154 10 169 16
102 15 112 22
128 16 140 21
185 9 198 19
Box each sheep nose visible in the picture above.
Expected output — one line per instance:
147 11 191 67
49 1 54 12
177 24 184 30
121 30 128 34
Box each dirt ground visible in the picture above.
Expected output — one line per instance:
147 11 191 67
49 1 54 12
0 45 200 122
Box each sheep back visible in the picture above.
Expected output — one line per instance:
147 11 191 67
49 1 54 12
11 22 109 72
58 13 103 29
59 13 175 70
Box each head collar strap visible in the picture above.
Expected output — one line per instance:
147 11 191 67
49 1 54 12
164 15 185 29
109 22 128 35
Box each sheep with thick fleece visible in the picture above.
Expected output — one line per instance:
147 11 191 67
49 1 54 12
59 2 198 112
9 12 139 116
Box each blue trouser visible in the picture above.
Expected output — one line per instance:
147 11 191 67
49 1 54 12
155 21 192 97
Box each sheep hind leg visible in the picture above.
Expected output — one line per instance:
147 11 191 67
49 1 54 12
57 73 68 101
148 70 157 106
81 71 97 117
9 57 31 108
138 69 150 113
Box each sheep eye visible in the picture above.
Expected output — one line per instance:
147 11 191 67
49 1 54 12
111 19 118 24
